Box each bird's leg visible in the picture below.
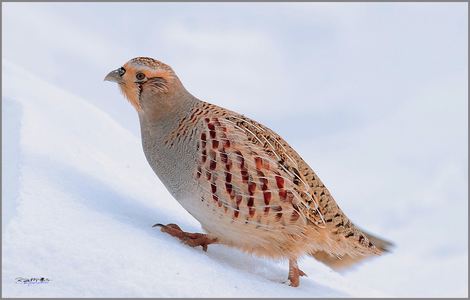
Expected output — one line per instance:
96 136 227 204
288 258 307 287
153 223 218 252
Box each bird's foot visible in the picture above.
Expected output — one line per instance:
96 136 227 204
288 258 307 287
287 270 307 287
153 223 218 252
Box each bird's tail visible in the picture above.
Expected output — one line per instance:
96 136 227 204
309 229 393 270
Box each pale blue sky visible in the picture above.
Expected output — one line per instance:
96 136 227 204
3 3 468 297
3 3 467 137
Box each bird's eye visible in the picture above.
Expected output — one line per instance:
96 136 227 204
136 72 146 81
118 67 126 76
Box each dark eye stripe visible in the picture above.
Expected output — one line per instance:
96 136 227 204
118 67 126 76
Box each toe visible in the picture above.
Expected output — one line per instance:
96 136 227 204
289 278 300 287
153 223 217 251
166 224 182 230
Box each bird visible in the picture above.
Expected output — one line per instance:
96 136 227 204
104 57 392 287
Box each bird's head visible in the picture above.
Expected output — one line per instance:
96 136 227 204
104 57 181 112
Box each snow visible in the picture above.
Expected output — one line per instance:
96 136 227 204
2 61 387 297
2 3 468 297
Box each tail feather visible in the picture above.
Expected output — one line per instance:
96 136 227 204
310 229 393 270
362 229 394 253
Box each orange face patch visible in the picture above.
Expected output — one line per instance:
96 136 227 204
118 62 176 111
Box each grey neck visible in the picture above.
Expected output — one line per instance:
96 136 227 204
137 82 200 198
138 78 194 123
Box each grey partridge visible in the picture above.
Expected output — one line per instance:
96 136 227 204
104 57 392 287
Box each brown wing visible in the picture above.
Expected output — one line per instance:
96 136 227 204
187 101 385 256
192 115 327 232
210 112 384 255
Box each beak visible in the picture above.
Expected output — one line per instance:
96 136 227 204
104 69 122 83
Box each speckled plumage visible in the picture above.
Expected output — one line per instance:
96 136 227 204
105 57 392 287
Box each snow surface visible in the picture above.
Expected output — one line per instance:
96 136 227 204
2 2 468 297
2 61 389 297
